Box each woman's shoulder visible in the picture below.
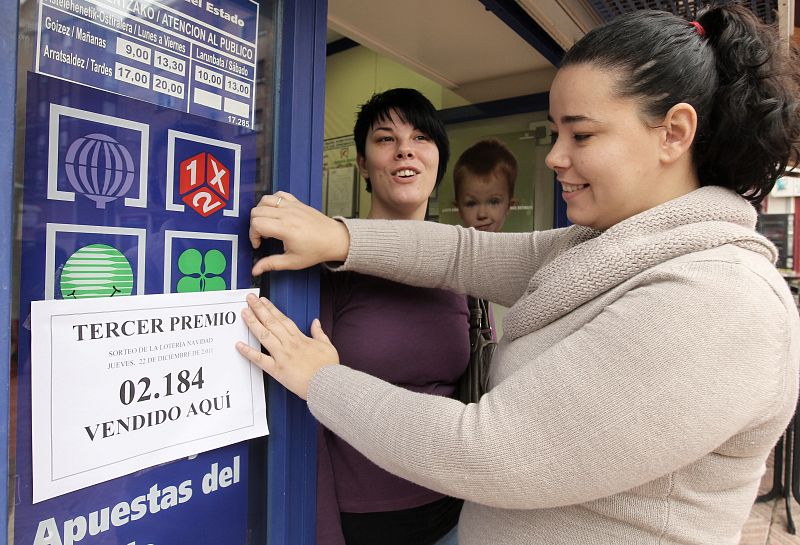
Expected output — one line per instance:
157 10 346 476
640 244 797 324
616 244 799 424
658 244 786 287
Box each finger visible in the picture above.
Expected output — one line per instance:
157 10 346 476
310 319 332 345
256 193 284 208
246 294 293 342
257 192 297 209
249 214 283 249
249 211 265 249
258 297 304 337
252 253 305 275
236 340 276 374
273 191 298 203
249 229 262 250
241 306 279 352
261 297 305 337
250 203 283 219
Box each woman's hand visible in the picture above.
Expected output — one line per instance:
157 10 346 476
236 293 339 400
250 192 351 275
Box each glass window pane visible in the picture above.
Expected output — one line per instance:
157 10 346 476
9 0 276 541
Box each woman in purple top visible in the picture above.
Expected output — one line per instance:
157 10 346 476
316 88 470 545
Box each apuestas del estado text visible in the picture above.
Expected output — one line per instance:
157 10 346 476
33 456 241 545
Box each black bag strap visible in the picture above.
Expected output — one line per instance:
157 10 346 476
478 298 492 340
467 297 493 350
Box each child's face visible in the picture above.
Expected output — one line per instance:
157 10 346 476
456 172 514 232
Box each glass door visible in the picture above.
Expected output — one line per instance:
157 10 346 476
2 0 325 542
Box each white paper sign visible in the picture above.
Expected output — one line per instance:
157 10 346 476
326 166 357 217
31 288 267 502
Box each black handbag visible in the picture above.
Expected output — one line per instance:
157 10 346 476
456 297 496 404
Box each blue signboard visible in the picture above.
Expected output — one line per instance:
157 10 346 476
35 0 259 128
15 72 258 545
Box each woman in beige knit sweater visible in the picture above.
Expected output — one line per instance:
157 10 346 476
240 4 800 544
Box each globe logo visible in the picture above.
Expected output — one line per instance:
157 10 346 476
60 244 134 299
64 133 136 209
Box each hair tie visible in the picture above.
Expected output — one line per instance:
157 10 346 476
690 21 706 37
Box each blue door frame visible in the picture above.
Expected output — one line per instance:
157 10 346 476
0 0 19 538
0 0 325 542
268 0 327 543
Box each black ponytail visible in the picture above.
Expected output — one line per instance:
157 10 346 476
695 4 799 204
560 2 800 205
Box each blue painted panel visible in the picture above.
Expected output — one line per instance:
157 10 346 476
13 71 258 545
267 0 326 543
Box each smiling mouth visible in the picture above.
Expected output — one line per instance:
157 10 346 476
392 168 418 179
562 182 589 193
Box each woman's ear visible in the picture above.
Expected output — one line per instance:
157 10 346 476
659 102 697 164
356 154 370 179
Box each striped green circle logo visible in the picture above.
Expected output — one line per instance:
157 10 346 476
60 244 134 299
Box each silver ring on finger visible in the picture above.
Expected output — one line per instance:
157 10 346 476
275 196 283 207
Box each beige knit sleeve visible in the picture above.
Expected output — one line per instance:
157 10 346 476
307 259 798 508
334 219 573 307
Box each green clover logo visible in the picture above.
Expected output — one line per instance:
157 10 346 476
177 248 227 292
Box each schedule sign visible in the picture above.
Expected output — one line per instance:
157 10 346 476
36 0 259 128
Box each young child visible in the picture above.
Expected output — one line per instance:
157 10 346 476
452 139 518 340
453 138 517 232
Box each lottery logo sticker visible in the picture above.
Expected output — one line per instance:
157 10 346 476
65 134 137 209
163 231 237 293
177 248 228 292
166 131 241 217
179 152 231 217
60 244 134 298
45 224 146 300
48 105 149 208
